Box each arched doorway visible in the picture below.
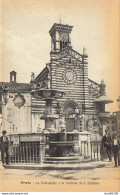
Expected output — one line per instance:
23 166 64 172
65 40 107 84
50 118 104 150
63 100 78 132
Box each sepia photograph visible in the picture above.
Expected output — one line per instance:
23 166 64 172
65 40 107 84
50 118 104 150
0 0 120 193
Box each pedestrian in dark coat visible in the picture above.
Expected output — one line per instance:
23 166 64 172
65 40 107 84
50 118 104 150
102 129 112 161
0 130 9 165
112 132 120 167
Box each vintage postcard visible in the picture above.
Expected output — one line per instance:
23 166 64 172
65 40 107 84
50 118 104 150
0 0 120 192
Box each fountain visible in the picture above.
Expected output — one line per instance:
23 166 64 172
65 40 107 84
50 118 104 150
32 86 81 162
32 88 64 132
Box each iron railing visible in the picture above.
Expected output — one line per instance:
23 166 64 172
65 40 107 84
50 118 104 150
80 141 101 161
9 142 45 164
5 141 102 164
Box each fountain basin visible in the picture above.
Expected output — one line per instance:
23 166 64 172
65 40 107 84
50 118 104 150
45 132 80 157
32 89 64 99
49 142 75 157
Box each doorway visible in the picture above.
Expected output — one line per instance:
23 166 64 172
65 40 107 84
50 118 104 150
65 118 75 132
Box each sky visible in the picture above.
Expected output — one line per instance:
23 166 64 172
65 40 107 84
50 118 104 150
0 0 120 113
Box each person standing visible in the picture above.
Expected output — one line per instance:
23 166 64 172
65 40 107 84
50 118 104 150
102 129 112 161
0 130 9 165
112 132 120 167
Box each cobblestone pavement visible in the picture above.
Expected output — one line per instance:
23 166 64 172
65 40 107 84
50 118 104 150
0 161 120 192
0 161 120 181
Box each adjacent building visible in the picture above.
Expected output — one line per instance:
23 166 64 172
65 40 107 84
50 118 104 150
106 113 117 132
106 111 120 138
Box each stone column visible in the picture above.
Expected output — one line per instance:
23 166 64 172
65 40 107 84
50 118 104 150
39 134 45 163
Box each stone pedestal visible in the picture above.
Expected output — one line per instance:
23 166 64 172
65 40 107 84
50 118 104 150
41 115 58 132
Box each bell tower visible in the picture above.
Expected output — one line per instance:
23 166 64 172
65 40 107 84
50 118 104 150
49 23 73 53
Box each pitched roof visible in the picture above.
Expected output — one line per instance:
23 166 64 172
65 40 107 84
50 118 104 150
0 82 31 93
31 66 49 83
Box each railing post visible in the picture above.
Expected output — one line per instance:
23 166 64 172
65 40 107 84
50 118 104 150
17 145 19 163
29 143 31 164
35 143 37 163
91 142 92 160
39 142 41 163
15 145 16 164
12 146 14 163
39 144 45 164
88 141 91 159
97 142 98 161
20 144 22 163
94 142 95 161
23 143 25 163
84 142 87 159
9 146 11 164
98 142 101 161
81 142 82 156
87 142 89 158
26 143 28 164
33 143 34 164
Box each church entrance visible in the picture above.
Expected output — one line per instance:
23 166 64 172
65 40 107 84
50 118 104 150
63 100 79 132
65 118 75 132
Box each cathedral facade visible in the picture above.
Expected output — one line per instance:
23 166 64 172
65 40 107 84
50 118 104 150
0 23 113 143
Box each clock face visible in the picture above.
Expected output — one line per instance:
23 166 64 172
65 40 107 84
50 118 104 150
66 71 74 81
63 68 77 84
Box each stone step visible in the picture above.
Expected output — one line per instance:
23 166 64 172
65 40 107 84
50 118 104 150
3 161 113 171
44 157 91 164
44 159 91 164
45 156 82 161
